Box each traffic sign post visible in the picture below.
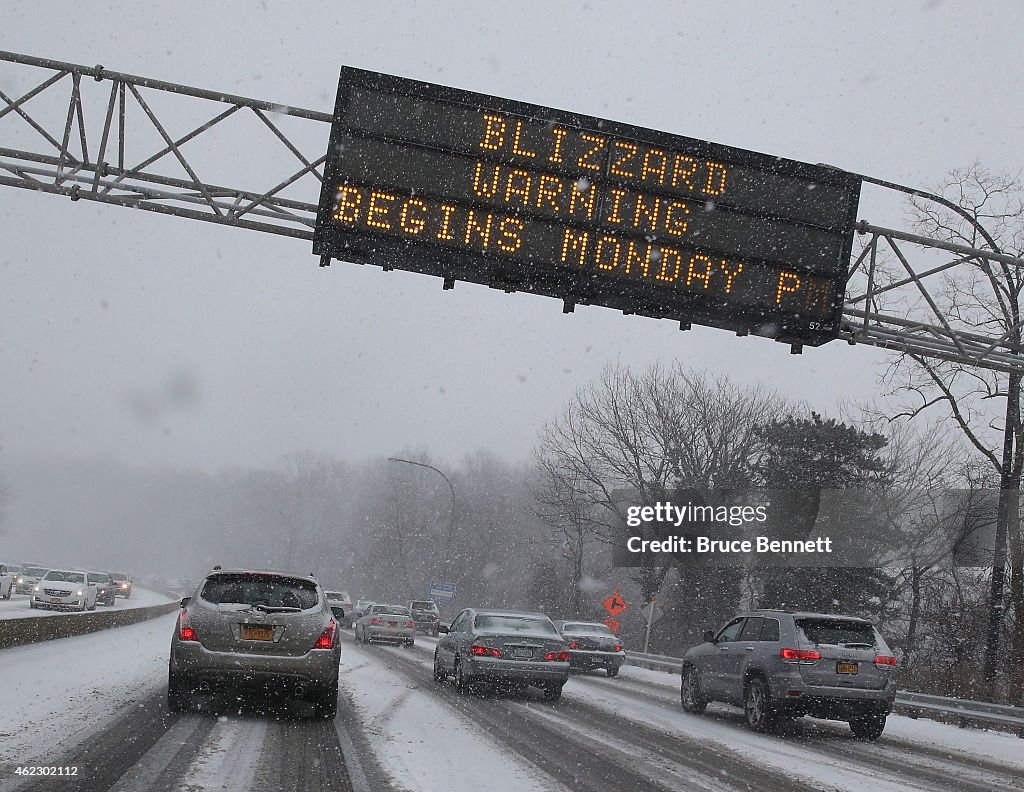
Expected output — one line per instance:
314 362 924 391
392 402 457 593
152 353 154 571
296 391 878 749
642 596 660 654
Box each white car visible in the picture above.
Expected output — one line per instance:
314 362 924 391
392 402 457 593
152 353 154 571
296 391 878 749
30 569 98 612
0 563 14 599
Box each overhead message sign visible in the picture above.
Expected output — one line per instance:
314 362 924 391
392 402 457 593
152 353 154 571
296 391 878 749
313 67 862 346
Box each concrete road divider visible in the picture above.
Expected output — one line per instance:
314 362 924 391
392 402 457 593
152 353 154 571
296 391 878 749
0 601 180 649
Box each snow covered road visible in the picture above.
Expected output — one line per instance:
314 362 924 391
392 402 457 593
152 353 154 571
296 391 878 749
2 621 1022 792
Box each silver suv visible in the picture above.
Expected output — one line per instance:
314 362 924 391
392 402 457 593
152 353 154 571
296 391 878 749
168 569 342 718
680 609 897 740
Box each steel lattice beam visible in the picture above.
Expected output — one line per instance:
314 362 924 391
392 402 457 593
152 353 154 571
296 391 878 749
0 50 328 240
3 51 1024 372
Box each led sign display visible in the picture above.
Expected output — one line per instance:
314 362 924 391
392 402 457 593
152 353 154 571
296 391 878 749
313 67 861 346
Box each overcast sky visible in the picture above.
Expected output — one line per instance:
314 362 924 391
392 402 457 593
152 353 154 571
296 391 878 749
2 0 1022 473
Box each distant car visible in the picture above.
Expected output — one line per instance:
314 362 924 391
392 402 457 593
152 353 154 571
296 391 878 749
16 565 49 595
0 563 14 599
408 600 441 635
167 568 342 719
352 599 375 619
30 569 98 612
354 603 415 646
555 620 624 677
89 571 118 606
680 609 898 740
324 590 354 627
434 609 570 700
109 572 133 598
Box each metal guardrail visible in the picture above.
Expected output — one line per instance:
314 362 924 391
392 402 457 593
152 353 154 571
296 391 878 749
623 650 1024 737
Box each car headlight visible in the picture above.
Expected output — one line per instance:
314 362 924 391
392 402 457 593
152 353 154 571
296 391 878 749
16 576 23 584
33 585 40 592
77 590 83 596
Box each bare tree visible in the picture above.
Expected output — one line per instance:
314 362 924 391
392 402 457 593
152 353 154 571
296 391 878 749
533 362 785 634
878 163 1024 698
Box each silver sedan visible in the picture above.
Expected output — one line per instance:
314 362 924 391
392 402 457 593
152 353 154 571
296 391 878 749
434 608 570 700
353 603 415 646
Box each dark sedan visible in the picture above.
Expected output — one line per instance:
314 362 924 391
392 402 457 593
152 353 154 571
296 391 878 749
433 608 570 700
89 571 118 606
555 620 624 677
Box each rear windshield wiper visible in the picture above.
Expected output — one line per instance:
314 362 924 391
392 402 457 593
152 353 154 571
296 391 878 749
839 641 874 648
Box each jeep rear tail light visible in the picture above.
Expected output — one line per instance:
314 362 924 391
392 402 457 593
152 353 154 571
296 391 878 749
780 647 821 662
544 651 571 662
469 644 501 657
178 610 197 642
614 644 623 652
874 655 897 668
314 620 337 650
403 620 415 629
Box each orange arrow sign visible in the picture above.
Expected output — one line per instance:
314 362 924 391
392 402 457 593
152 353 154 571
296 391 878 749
603 589 628 617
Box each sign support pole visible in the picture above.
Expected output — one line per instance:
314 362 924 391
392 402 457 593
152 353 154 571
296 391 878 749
642 595 656 654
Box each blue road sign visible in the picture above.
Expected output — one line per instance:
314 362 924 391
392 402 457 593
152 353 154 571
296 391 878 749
429 580 457 601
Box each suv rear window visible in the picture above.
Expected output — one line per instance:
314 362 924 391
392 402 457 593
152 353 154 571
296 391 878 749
410 601 438 610
797 618 876 647
200 573 318 610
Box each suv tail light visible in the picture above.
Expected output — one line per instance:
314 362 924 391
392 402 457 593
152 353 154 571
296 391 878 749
469 644 501 657
403 620 415 629
874 655 897 668
178 610 197 642
544 651 571 662
780 647 821 662
314 620 337 650
614 644 623 652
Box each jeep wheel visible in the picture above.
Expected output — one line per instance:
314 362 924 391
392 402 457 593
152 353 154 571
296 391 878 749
680 665 707 714
744 677 778 732
167 665 189 714
313 679 339 720
849 713 886 741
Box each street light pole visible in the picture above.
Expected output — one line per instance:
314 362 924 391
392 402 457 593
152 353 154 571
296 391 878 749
387 457 457 570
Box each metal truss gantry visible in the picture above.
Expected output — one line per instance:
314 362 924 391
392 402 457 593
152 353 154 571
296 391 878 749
2 51 1023 373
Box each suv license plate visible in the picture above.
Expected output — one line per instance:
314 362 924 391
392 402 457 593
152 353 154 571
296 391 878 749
241 626 273 641
836 661 859 674
51 598 61 604
388 621 397 627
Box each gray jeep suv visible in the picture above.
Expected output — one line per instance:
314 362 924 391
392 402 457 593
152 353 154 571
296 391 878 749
168 569 342 718
680 609 897 740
